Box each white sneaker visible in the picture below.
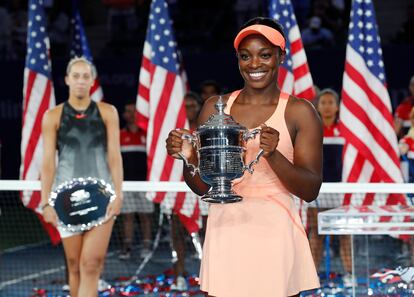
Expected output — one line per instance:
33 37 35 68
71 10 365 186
98 279 111 291
399 266 414 283
343 273 356 287
170 275 188 291
62 284 70 292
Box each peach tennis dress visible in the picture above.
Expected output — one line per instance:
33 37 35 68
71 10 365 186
199 91 320 297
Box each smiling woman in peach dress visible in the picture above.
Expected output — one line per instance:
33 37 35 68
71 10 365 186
166 17 322 297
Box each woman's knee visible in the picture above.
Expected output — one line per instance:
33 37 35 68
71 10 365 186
66 256 80 274
80 256 104 275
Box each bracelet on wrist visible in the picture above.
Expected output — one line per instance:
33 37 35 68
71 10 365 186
41 203 51 211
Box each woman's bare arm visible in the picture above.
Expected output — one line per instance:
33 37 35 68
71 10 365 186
263 98 323 202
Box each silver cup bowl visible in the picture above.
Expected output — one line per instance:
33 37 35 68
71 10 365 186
179 96 263 203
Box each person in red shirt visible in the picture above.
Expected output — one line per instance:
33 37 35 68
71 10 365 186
119 103 154 260
394 75 414 138
399 107 414 265
399 107 414 184
308 88 353 287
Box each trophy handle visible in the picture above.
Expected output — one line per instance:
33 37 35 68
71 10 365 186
178 134 199 176
243 128 261 142
243 149 264 174
243 128 264 174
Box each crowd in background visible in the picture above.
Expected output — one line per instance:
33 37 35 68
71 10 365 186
0 0 413 59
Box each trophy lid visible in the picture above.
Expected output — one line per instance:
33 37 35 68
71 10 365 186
198 96 246 131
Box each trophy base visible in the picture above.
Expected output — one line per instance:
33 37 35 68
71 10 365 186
201 193 242 203
201 178 243 203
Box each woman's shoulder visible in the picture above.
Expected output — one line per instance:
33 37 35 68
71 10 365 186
96 101 118 117
286 95 317 114
43 103 64 121
285 94 312 106
285 95 321 128
41 103 65 131
96 101 115 110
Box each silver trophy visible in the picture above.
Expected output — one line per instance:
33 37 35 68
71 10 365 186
49 177 115 232
179 96 263 203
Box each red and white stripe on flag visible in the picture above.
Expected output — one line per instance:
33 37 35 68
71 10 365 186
340 0 405 207
136 0 200 232
269 0 316 100
21 69 55 202
90 79 104 102
21 0 60 244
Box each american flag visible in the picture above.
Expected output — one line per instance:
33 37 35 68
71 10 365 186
340 0 405 206
136 0 200 232
21 0 60 244
269 0 316 100
70 0 103 102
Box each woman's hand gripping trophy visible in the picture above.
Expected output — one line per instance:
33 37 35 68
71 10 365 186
166 128 197 165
